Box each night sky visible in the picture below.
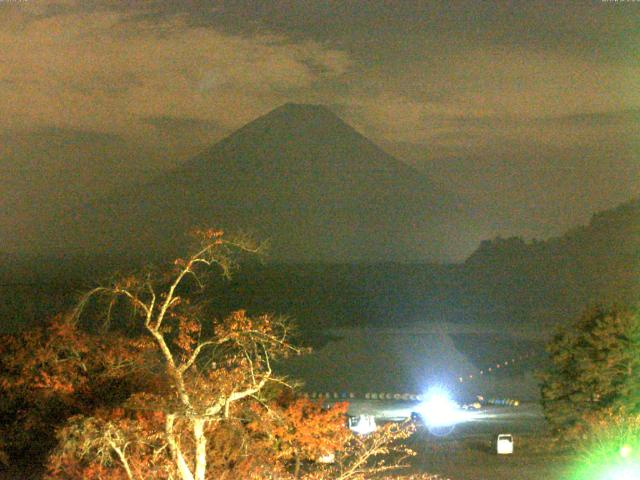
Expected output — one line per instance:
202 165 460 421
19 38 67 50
1 0 638 257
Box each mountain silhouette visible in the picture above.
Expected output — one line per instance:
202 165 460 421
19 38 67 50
45 103 466 262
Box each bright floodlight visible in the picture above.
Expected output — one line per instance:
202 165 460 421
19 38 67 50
416 387 469 428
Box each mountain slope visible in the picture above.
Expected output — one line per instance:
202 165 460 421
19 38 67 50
43 103 466 262
463 197 640 324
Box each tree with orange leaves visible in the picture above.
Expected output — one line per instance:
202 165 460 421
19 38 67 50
1 228 418 479
246 394 350 478
39 229 308 480
0 311 153 477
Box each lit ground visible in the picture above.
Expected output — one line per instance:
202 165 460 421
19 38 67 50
407 435 572 480
348 401 574 480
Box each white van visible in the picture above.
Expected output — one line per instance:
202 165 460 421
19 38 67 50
348 414 377 435
496 433 514 454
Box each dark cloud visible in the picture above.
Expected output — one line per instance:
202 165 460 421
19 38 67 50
28 126 123 145
142 115 221 132
140 115 224 155
0 126 173 250
539 109 640 127
384 114 640 244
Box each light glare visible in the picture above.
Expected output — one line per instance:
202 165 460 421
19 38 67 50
416 387 470 428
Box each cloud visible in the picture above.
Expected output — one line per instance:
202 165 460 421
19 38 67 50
538 109 640 128
0 5 351 137
336 93 471 144
0 124 174 247
335 41 640 151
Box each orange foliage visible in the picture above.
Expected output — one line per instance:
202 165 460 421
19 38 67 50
0 230 416 480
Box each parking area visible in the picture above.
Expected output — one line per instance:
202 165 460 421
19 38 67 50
407 433 573 480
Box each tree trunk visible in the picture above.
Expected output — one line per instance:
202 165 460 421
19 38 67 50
166 414 195 480
193 418 207 480
294 453 301 479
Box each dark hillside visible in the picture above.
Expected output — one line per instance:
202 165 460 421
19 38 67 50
463 197 639 326
2 199 637 336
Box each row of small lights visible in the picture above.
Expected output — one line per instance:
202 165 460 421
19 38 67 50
457 351 538 383
302 391 520 408
301 352 541 400
303 392 425 401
